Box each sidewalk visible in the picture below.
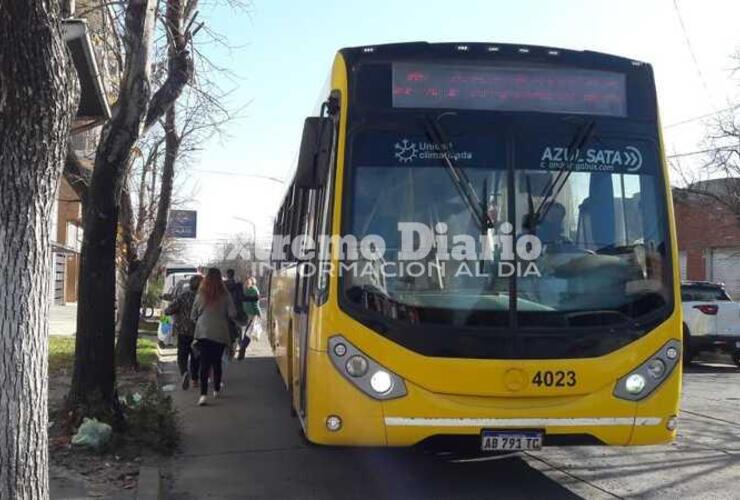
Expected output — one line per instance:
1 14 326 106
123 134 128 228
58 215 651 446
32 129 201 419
163 334 311 498
49 303 77 336
163 335 577 500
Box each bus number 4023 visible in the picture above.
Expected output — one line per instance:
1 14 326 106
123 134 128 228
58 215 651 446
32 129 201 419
532 370 577 387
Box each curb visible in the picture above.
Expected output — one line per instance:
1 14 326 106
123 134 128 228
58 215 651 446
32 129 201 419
136 342 172 499
136 466 164 500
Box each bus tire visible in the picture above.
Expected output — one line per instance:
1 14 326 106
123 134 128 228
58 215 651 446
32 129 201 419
682 324 694 366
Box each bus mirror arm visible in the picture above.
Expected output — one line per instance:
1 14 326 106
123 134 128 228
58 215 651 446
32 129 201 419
296 116 334 189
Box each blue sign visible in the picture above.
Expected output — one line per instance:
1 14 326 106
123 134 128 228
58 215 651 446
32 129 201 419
167 210 197 238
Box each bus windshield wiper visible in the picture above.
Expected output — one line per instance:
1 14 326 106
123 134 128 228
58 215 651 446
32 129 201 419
525 120 596 233
423 116 492 232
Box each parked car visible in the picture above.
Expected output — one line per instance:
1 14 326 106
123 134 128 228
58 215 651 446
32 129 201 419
681 281 740 366
161 278 191 302
163 271 197 299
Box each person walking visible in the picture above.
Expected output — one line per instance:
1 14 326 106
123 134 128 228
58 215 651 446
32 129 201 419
238 276 262 360
224 268 247 354
191 268 237 406
165 274 203 390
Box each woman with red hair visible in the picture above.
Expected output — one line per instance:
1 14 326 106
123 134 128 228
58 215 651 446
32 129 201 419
191 268 237 405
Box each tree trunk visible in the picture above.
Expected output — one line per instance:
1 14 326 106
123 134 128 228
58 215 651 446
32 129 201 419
0 1 78 497
116 107 179 367
69 0 192 407
117 283 145 367
68 0 157 415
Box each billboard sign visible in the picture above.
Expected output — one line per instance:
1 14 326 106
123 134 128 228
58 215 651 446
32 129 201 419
167 210 197 239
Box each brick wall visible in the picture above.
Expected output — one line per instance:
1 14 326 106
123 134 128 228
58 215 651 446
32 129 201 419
674 191 740 280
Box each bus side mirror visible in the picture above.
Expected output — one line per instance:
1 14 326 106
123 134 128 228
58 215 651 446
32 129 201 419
295 117 333 189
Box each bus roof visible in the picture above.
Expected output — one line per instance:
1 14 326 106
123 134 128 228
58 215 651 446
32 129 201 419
339 42 650 72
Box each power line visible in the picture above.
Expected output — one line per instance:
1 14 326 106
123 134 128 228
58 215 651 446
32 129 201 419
191 169 286 183
672 0 715 106
663 104 740 129
666 146 736 159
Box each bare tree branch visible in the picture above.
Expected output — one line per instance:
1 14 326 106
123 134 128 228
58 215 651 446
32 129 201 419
143 0 194 130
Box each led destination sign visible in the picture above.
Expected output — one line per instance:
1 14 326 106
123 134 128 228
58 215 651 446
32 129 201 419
392 63 627 117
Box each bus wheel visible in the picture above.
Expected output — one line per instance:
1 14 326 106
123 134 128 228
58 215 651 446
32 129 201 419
682 324 694 366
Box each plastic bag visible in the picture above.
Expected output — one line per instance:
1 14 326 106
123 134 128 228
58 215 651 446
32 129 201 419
249 317 263 342
71 417 112 450
158 315 173 346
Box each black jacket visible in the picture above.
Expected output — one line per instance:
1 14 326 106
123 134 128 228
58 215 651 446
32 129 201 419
224 279 245 311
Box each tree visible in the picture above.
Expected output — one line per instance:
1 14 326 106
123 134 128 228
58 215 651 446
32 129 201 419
210 233 256 278
116 107 179 367
116 84 231 367
671 51 740 211
68 0 195 416
0 2 79 497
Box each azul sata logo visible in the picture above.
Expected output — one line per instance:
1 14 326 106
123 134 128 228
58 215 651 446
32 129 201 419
539 145 643 172
394 139 418 163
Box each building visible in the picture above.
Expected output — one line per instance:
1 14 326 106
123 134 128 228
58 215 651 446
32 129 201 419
674 179 740 298
50 4 115 305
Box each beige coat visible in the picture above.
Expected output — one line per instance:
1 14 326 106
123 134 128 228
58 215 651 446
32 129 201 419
190 293 236 346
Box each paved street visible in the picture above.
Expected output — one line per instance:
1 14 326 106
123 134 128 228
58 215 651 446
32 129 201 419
165 344 740 499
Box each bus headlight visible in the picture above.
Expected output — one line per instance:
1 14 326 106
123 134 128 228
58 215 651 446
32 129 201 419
625 374 646 394
328 335 407 400
333 343 347 357
346 355 369 377
370 370 393 394
614 339 681 401
646 359 666 379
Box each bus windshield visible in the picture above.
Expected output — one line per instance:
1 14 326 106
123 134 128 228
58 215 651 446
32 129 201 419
342 122 672 335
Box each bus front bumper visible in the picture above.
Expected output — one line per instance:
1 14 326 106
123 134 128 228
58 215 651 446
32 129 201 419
305 351 680 448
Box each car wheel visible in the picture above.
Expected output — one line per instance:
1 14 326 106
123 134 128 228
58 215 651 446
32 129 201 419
682 324 694 366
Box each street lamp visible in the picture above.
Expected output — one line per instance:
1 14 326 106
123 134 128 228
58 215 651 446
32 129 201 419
232 216 257 251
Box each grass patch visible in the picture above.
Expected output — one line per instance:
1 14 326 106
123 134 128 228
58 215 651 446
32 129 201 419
49 336 76 373
136 336 158 370
49 335 159 373
48 334 178 460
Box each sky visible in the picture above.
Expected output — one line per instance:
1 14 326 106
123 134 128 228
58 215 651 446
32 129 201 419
177 0 740 264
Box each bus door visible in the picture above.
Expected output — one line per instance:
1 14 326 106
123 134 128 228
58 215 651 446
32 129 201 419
292 105 338 419
292 188 319 418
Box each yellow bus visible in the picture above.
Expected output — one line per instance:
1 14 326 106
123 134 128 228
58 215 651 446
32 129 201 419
267 42 681 451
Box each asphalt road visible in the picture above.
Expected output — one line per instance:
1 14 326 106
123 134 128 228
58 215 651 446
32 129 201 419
165 340 740 499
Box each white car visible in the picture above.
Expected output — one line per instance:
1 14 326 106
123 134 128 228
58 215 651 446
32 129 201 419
681 281 740 366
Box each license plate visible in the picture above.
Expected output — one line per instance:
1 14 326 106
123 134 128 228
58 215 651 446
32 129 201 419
481 431 543 451
735 341 740 349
